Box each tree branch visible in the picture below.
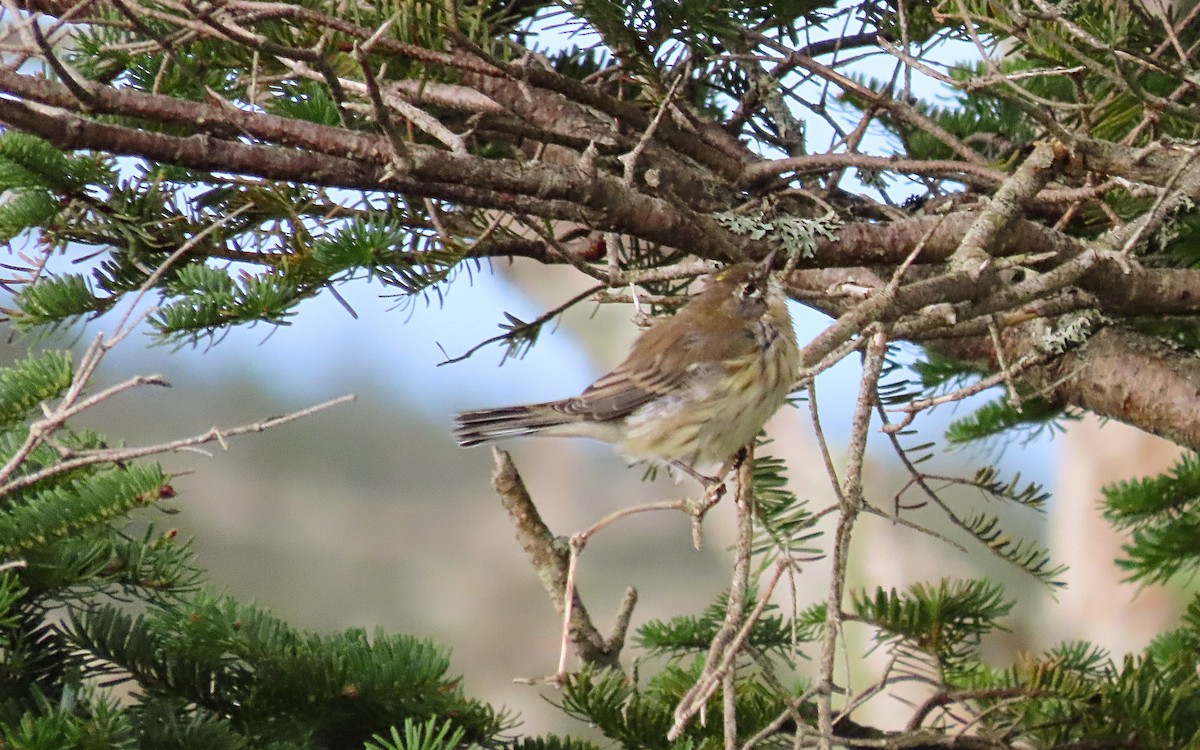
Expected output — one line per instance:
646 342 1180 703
935 323 1200 451
488 448 622 670
0 97 748 261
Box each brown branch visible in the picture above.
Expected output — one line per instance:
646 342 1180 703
448 30 754 182
1079 265 1200 315
385 77 507 115
1072 136 1200 187
795 269 983 370
949 141 1066 277
0 97 746 261
798 215 1200 317
816 331 889 750
934 322 1200 452
0 395 355 497
0 63 718 221
787 227 1200 452
457 57 743 212
488 448 621 669
741 153 1006 190
805 212 1082 268
0 66 390 162
669 450 769 742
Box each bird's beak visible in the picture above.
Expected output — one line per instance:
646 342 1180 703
759 249 779 273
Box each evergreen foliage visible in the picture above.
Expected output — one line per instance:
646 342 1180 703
637 587 802 658
748 450 820 562
3 0 1200 747
1103 452 1200 584
852 579 1012 666
557 663 805 750
0 352 508 749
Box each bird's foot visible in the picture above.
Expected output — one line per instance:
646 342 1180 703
671 460 720 485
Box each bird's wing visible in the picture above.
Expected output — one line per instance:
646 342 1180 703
565 357 688 421
564 324 736 421
560 299 763 422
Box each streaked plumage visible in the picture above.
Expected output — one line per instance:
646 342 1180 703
454 262 800 471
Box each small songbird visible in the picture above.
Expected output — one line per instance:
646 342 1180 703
453 259 800 478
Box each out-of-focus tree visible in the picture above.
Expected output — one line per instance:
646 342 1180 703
2 0 1200 747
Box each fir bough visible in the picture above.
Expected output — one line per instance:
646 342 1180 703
0 348 509 749
1103 452 1200 584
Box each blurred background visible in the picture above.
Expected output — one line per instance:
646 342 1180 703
3 257 1188 734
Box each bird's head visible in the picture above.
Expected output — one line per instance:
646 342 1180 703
699 253 785 323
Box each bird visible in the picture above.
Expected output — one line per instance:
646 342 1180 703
453 259 800 481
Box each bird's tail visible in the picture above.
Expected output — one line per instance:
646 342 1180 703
453 402 576 447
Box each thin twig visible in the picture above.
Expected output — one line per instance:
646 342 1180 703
669 449 756 739
817 330 889 750
1117 148 1200 255
575 499 690 544
27 11 96 105
882 350 1049 433
860 504 969 554
806 381 845 507
0 208 248 486
489 448 623 673
989 317 1022 410
0 395 355 498
619 67 688 187
438 283 607 365
670 529 792 741
352 41 410 158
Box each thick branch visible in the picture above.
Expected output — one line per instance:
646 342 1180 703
807 212 1082 268
949 141 1066 276
0 98 748 261
741 153 1006 189
448 34 754 182
1072 136 1200 186
934 324 1200 451
803 216 1200 316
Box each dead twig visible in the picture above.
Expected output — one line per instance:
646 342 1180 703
816 330 889 750
489 448 626 676
0 395 355 498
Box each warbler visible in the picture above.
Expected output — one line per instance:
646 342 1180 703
453 261 800 477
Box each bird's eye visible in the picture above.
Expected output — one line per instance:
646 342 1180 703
741 281 759 298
